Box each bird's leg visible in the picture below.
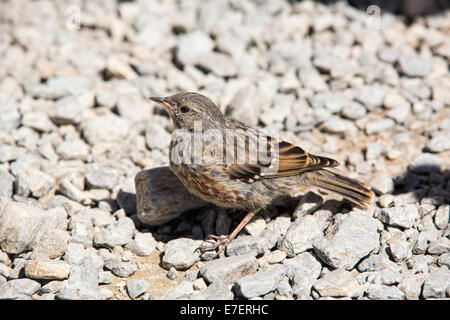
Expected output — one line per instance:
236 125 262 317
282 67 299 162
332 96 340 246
200 210 258 256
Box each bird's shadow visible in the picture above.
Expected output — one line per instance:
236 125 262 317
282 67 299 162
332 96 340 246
311 0 449 20
113 163 449 247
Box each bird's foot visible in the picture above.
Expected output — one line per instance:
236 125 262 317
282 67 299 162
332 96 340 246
199 234 231 256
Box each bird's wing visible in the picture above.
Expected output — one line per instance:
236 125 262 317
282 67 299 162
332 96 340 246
224 121 339 182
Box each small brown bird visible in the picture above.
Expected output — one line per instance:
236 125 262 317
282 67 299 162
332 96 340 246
150 92 373 255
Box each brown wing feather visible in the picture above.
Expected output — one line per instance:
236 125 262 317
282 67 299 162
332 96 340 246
227 129 339 182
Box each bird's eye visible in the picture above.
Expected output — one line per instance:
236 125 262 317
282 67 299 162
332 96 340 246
180 106 190 113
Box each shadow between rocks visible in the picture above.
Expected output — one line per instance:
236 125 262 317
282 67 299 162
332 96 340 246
311 0 450 20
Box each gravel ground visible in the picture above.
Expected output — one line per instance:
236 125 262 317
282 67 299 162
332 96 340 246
0 0 449 300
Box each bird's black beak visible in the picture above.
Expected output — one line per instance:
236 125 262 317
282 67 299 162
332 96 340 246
149 97 175 111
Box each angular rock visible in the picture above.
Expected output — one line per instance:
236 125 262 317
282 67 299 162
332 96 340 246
293 191 323 219
200 254 258 286
0 202 66 254
226 235 272 257
135 167 208 226
313 212 379 270
234 265 285 299
282 252 322 281
111 262 137 278
434 204 449 230
313 269 363 298
0 170 14 198
370 175 394 195
398 53 433 77
161 238 202 270
25 260 70 280
176 31 214 66
387 233 412 262
278 215 323 257
85 163 120 190
126 279 149 299
366 284 405 300
190 280 234 300
422 266 450 299
81 113 131 145
408 153 442 173
125 232 156 256
377 205 420 229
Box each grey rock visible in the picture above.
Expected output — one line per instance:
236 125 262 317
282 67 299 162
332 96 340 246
46 76 92 96
370 175 394 195
85 163 120 190
145 122 171 151
341 101 367 120
407 255 434 273
81 113 130 145
197 52 237 77
367 284 405 300
313 212 379 270
111 262 137 278
365 119 395 135
234 265 285 299
93 217 135 248
56 139 89 161
398 54 433 77
0 170 14 198
163 280 194 300
0 282 19 300
427 237 450 255
279 215 323 257
176 31 213 66
22 112 55 132
373 269 402 285
58 254 102 300
167 267 178 280
243 215 267 236
135 167 208 226
355 85 387 111
39 293 55 300
0 94 20 131
387 106 411 124
282 252 322 281
258 250 287 268
398 271 427 300
161 238 202 270
377 205 420 229
434 204 449 230
387 233 412 262
225 85 260 127
0 202 66 254
313 269 363 298
438 253 450 268
27 168 55 198
190 280 234 300
408 153 442 173
422 266 450 299
7 278 41 296
226 235 272 257
49 96 85 125
293 191 323 219
25 260 70 280
200 254 258 286
276 276 293 299
321 116 357 135
357 252 402 273
126 279 149 299
298 67 327 92
125 232 156 256
98 271 113 284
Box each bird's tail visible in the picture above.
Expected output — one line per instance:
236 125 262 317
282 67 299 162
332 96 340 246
306 169 374 208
